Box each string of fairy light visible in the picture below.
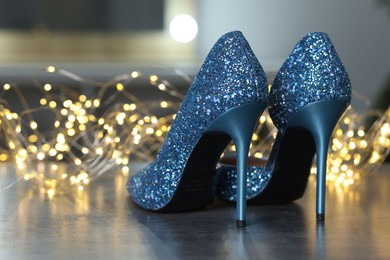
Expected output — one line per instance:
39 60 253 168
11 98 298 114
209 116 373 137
0 66 389 197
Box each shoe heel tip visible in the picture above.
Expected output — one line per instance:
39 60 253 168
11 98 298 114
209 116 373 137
236 220 246 228
317 214 325 222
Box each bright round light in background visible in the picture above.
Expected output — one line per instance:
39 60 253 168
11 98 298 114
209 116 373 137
169 14 198 43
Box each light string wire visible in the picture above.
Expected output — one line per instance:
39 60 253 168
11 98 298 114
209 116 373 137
0 67 389 197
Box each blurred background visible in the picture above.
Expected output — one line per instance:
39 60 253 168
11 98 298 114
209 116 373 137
0 0 389 189
0 0 389 111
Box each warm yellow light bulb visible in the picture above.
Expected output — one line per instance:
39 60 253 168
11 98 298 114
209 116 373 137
61 109 68 116
46 66 56 73
369 151 381 164
79 95 87 102
151 116 158 124
37 152 45 160
150 75 158 82
85 100 92 108
67 129 76 136
44 84 52 91
40 98 47 105
93 99 100 107
42 144 50 152
254 152 263 158
63 100 72 108
30 121 38 130
0 154 9 161
122 166 130 175
57 133 65 144
3 83 11 90
49 148 57 157
49 101 57 108
47 189 56 198
74 158 82 166
96 147 104 155
146 127 154 134
116 83 124 91
68 115 76 122
158 84 166 91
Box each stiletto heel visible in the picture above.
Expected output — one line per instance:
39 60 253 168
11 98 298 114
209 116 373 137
127 31 268 226
288 100 350 221
207 102 267 227
217 32 352 222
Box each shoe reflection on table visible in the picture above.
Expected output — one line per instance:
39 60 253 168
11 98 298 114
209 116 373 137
0 162 389 258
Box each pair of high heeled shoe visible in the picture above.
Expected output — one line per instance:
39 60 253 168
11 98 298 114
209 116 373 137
127 31 352 227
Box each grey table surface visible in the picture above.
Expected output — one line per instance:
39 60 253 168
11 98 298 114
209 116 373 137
0 162 389 259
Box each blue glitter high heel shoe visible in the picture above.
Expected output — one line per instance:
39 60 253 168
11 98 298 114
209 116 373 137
127 31 268 227
217 32 352 222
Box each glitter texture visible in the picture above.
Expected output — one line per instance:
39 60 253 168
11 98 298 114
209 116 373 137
127 31 268 211
217 164 272 201
269 32 351 130
217 32 352 202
